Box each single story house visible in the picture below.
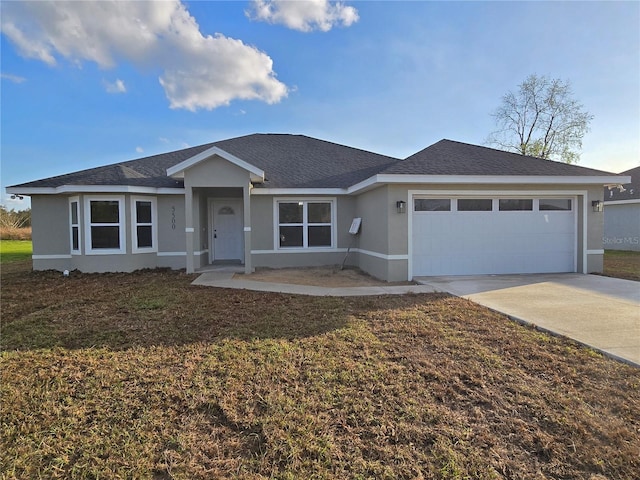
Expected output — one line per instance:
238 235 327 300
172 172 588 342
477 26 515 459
7 134 630 281
604 166 640 251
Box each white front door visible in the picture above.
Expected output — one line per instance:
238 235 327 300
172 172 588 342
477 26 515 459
211 199 243 261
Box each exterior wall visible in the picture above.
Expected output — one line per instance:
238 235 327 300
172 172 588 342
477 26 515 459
249 195 358 270
31 193 188 272
31 195 73 271
157 196 187 269
603 202 640 252
28 181 609 279
379 183 604 281
353 186 396 280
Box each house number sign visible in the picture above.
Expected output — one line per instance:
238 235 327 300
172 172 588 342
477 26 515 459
171 206 176 230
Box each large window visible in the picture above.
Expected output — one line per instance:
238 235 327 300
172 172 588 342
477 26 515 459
69 197 80 253
131 197 157 253
277 200 333 248
84 196 125 254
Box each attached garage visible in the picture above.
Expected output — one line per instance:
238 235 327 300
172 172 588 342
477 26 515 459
411 195 576 276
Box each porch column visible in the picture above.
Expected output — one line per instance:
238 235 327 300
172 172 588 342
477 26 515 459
243 184 252 274
185 187 195 273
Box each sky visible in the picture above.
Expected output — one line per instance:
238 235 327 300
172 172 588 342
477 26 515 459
1 0 639 209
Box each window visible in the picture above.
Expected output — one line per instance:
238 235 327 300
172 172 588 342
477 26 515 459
499 199 533 211
457 199 493 211
539 199 572 211
84 196 125 254
132 197 157 253
277 200 333 248
69 197 80 253
414 199 451 212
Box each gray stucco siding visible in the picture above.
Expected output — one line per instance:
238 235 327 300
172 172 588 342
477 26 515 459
604 203 640 251
354 186 390 257
157 196 186 254
31 195 70 256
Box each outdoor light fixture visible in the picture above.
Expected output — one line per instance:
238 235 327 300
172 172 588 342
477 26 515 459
396 200 406 214
592 200 603 213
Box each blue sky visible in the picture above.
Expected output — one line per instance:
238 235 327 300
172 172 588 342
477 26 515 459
1 0 639 209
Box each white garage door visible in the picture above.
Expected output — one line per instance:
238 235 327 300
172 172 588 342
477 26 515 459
411 197 576 276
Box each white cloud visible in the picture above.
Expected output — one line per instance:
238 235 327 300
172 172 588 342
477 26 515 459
1 1 288 111
247 0 359 32
104 78 126 94
1 73 27 83
135 146 144 153
158 137 170 143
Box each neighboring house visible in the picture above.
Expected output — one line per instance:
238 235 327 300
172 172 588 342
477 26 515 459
6 134 630 281
603 166 640 252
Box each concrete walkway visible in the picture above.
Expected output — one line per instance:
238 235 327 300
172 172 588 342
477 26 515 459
416 273 640 367
192 270 438 296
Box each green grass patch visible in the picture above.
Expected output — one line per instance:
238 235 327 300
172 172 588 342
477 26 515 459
0 240 32 263
1 264 639 479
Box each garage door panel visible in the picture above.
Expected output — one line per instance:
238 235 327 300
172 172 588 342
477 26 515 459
412 197 576 276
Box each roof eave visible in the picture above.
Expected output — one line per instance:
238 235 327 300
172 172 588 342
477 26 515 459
348 174 632 194
5 185 186 195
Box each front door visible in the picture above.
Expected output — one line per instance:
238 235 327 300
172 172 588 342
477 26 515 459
211 199 243 262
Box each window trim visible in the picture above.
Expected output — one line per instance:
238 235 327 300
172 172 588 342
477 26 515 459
84 195 126 255
131 196 158 254
274 198 337 250
69 196 81 254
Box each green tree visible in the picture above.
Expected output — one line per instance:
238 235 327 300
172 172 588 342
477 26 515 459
486 74 593 164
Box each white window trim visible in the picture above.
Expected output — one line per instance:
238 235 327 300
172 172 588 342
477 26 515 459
84 195 126 255
131 196 158 254
273 197 337 250
69 196 81 254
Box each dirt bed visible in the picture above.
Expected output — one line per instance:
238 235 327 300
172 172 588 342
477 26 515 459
234 265 415 287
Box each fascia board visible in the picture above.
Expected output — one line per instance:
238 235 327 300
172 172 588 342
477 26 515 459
348 174 631 193
604 199 640 206
166 146 265 182
251 188 347 195
6 185 186 195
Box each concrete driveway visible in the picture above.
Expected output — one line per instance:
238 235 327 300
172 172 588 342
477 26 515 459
415 274 640 366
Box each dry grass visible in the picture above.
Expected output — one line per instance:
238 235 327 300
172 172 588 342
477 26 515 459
1 262 639 479
236 265 414 287
603 250 640 281
0 227 31 241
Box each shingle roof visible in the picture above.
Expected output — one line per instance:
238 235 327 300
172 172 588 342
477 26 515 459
604 166 640 202
8 134 621 191
9 134 399 190
386 139 616 176
212 134 399 188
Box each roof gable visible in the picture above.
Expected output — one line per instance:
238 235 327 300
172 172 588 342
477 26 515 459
166 146 265 183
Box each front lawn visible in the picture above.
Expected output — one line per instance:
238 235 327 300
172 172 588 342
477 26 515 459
603 249 640 281
1 264 638 479
0 239 32 263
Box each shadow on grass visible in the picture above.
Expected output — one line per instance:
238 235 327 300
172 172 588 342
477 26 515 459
1 266 444 352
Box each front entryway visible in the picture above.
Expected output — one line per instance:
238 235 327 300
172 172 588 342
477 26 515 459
210 199 243 262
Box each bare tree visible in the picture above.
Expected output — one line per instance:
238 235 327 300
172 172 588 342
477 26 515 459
486 74 593 164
